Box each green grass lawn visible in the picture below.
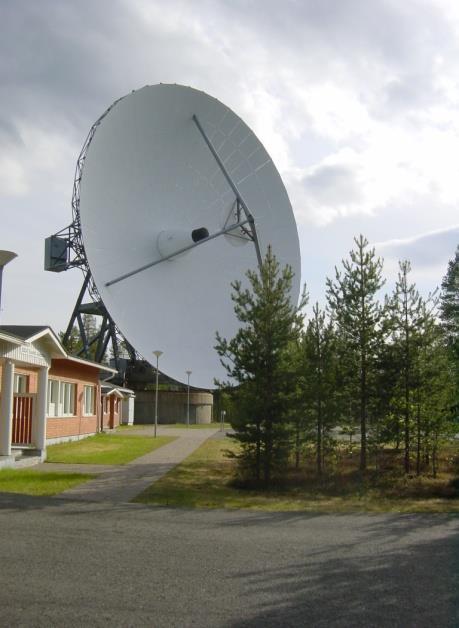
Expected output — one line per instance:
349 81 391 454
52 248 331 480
0 469 94 496
118 422 229 430
162 422 230 430
135 437 459 513
116 424 149 430
46 434 176 465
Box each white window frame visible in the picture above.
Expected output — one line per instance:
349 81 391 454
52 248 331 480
14 373 28 394
60 382 76 416
47 379 60 417
46 379 76 417
83 385 95 416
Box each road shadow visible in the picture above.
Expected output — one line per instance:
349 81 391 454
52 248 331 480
226 514 459 627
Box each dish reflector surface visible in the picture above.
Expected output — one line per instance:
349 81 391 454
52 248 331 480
79 84 300 388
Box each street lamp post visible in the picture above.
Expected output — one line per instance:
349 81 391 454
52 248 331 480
185 370 192 426
153 350 163 438
0 251 17 321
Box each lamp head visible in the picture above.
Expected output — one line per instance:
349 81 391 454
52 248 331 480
0 250 17 267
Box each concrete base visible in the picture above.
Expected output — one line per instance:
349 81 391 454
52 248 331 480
0 455 16 469
10 455 44 469
0 453 44 469
46 432 97 446
0 447 46 469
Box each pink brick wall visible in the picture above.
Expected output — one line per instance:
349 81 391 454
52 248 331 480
46 360 101 439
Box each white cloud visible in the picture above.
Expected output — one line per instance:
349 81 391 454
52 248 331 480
0 124 77 203
2 0 459 330
374 224 459 293
0 155 28 197
375 224 459 261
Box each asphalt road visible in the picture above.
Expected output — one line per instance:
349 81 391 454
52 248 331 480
0 495 458 627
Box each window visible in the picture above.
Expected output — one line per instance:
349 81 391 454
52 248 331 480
47 380 76 417
60 382 76 416
83 385 95 416
47 379 59 416
14 373 28 394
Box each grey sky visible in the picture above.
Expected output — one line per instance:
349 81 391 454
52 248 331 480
1 0 458 332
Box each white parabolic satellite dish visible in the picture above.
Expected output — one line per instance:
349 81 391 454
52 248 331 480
78 84 301 389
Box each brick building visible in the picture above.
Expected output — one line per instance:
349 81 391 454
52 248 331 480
0 326 129 468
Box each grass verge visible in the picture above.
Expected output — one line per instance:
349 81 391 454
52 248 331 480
134 437 459 513
118 422 229 430
0 469 94 496
161 422 230 430
116 424 148 430
46 434 176 465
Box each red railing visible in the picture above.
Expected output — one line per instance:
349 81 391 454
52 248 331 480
12 395 34 445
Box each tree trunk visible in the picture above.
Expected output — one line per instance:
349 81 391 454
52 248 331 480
360 358 367 472
295 424 300 470
404 416 410 473
432 440 438 479
416 403 421 476
316 330 323 476
403 295 410 474
322 432 326 472
424 427 430 466
317 400 323 476
255 422 261 481
374 417 380 471
264 418 272 487
395 421 400 450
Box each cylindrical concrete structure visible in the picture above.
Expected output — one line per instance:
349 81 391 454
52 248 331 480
134 389 213 424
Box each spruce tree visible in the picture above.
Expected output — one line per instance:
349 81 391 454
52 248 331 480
215 246 307 486
326 235 385 471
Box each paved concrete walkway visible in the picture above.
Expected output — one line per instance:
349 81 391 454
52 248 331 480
38 426 219 503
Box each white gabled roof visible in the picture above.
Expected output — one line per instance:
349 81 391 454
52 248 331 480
0 331 23 345
101 387 125 398
25 327 67 356
101 381 135 397
0 325 118 373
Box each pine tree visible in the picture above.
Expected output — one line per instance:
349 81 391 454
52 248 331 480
440 245 459 355
440 246 459 411
286 339 307 470
385 266 456 477
413 313 456 477
215 246 307 486
387 260 427 474
326 235 385 471
372 312 405 457
300 303 339 475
